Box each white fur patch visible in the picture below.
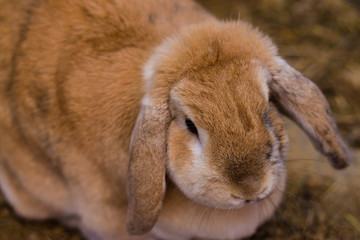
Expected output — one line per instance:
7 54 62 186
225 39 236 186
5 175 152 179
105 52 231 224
189 129 210 171
257 67 270 100
275 56 288 69
190 139 203 170
142 54 159 89
141 50 161 107
0 173 46 219
142 38 175 89
141 39 175 107
0 176 18 212
141 94 152 106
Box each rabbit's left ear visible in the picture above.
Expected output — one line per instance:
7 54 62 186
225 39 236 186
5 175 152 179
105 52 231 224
268 57 352 169
126 99 171 235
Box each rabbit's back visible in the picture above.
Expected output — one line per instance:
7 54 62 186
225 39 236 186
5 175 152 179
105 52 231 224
0 0 211 226
0 0 211 163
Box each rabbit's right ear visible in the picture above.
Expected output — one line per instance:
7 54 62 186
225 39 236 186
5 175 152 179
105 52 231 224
268 57 352 169
126 98 170 235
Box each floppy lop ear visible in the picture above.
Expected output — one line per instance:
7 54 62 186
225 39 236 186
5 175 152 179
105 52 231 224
268 57 352 169
126 98 171 235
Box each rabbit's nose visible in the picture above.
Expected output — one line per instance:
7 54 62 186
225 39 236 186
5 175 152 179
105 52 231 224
235 175 266 199
238 175 260 185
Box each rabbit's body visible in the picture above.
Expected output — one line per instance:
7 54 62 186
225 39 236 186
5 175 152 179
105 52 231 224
0 0 351 240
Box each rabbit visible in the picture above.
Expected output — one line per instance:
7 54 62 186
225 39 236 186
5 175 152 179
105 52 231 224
0 0 352 240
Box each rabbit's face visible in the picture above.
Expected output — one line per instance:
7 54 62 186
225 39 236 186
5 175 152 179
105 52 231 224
167 60 288 209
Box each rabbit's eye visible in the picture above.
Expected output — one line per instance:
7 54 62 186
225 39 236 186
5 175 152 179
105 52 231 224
185 119 198 136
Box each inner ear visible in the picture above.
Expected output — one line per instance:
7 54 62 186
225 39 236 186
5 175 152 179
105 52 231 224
268 57 352 169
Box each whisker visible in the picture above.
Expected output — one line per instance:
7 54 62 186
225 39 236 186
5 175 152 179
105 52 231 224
285 168 349 187
286 167 329 180
286 158 326 163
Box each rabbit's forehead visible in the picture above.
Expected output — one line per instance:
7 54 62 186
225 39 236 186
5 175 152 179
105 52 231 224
170 64 269 128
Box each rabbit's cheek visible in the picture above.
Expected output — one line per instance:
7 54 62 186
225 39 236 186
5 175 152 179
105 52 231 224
167 121 194 174
167 122 222 206
167 124 248 209
167 121 206 197
261 163 286 200
259 131 286 198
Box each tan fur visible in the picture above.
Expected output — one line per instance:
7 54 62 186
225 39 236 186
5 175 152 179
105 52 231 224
0 0 350 240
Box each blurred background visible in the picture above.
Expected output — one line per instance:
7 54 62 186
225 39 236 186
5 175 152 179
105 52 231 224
1 0 359 239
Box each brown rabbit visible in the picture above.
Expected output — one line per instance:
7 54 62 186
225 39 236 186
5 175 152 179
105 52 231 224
0 0 351 240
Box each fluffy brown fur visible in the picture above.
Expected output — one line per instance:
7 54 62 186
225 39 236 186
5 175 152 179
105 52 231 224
0 0 351 240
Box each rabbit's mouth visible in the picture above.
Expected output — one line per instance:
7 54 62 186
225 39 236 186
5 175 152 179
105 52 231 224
229 184 267 205
230 187 276 208
221 162 287 210
228 190 272 209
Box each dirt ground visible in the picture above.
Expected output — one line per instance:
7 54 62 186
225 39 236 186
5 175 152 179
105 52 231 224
1 0 359 240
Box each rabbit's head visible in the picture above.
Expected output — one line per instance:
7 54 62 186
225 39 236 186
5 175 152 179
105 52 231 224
126 21 351 234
